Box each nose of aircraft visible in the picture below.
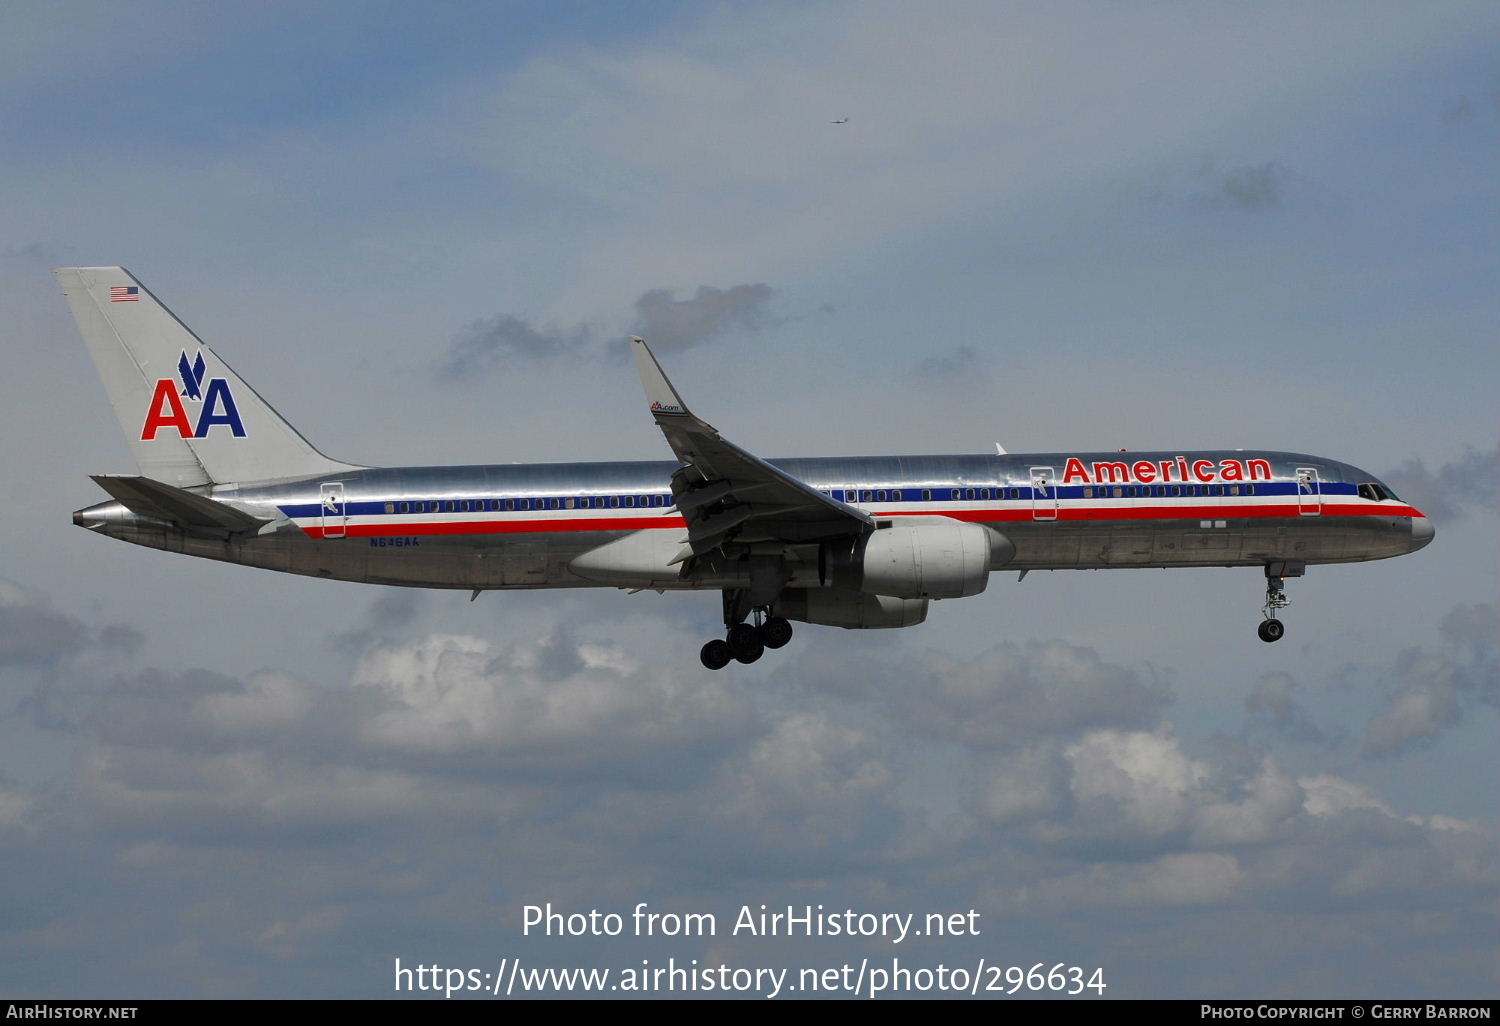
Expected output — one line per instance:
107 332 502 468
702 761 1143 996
1409 515 1434 551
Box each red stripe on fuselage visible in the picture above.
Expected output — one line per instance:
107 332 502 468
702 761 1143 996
295 504 1423 539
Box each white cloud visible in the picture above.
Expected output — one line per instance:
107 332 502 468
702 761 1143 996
1067 728 1209 836
197 670 313 734
1361 605 1499 759
351 632 741 766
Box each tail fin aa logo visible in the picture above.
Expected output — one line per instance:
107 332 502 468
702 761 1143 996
177 350 207 400
140 350 246 440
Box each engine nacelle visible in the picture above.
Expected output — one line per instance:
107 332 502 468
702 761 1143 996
823 519 1000 599
776 588 928 629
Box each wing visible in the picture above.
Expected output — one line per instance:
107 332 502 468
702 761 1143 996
629 336 872 562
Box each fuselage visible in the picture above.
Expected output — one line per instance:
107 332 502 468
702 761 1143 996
74 448 1431 591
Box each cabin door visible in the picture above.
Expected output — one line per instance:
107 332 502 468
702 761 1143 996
1030 466 1058 521
1296 467 1321 517
320 482 347 538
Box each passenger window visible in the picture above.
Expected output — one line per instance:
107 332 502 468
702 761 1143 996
1112 487 1123 498
951 489 960 501
1229 485 1240 496
385 502 395 514
921 489 932 501
399 502 410 514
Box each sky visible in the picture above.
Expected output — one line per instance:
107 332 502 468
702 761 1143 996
0 0 1496 1000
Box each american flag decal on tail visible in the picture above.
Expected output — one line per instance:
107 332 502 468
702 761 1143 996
109 286 139 302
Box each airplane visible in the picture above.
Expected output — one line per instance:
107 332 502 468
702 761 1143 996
57 267 1434 670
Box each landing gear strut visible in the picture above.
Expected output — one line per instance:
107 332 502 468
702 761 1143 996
1258 561 1303 643
699 600 795 670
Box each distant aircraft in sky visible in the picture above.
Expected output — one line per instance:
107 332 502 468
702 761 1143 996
58 268 1432 669
831 116 849 124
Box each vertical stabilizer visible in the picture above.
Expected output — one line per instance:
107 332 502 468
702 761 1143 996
55 267 360 486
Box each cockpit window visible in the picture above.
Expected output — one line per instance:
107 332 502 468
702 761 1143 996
1358 482 1396 502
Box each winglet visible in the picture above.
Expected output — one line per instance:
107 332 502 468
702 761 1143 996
629 336 698 424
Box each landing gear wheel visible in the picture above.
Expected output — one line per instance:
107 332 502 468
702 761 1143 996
1257 619 1285 643
700 639 732 670
759 617 793 649
726 623 764 664
734 640 763 664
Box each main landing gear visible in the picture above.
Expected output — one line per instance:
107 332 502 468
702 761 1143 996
1257 561 1303 643
699 608 793 670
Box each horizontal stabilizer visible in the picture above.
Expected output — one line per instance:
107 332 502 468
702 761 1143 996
90 474 270 533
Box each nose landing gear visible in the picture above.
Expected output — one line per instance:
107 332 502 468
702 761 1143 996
1258 561 1303 643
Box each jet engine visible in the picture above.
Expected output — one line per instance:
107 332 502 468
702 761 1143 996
822 519 1004 599
775 588 929 629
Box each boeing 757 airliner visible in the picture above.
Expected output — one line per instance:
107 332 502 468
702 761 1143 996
58 267 1433 669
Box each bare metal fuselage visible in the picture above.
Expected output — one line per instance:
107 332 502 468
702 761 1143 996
74 449 1429 594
